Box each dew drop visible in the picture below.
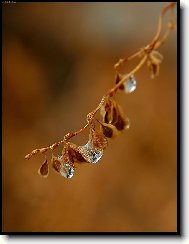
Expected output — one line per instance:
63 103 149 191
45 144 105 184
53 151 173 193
123 74 137 93
60 163 75 179
79 142 103 164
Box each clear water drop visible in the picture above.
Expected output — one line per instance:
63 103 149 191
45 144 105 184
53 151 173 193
123 74 137 93
79 142 103 164
60 163 74 179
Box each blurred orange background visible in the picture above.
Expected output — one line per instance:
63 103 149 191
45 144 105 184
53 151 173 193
2 2 177 232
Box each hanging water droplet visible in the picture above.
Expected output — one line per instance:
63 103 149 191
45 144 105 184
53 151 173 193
79 142 103 164
60 163 75 179
123 74 137 93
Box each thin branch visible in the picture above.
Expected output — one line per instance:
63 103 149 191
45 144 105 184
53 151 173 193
25 2 176 161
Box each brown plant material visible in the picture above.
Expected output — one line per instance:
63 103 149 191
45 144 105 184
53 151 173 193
100 122 118 139
51 155 63 173
147 50 163 79
89 128 108 150
147 61 160 79
25 2 176 178
115 72 124 90
38 159 49 178
65 143 87 164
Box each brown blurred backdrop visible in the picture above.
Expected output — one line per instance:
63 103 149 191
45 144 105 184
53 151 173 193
2 2 177 232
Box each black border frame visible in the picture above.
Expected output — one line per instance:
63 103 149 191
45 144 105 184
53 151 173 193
1 0 180 236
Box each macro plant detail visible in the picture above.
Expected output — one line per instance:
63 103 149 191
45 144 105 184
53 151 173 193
25 2 176 179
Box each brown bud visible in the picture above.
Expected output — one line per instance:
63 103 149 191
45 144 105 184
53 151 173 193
38 159 49 178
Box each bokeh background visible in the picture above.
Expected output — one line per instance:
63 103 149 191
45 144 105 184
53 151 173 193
2 2 177 232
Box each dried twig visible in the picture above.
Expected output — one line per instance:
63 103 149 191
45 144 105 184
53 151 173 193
25 2 176 179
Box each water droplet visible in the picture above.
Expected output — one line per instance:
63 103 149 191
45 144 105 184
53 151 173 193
79 142 103 164
60 163 74 179
123 74 137 93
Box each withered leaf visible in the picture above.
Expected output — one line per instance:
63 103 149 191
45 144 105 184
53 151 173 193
38 159 49 178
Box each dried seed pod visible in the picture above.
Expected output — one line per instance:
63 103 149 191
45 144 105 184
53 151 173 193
147 61 160 79
89 128 108 150
114 115 126 131
100 122 118 139
101 123 113 138
111 103 130 131
100 98 115 124
68 143 87 163
51 155 63 173
111 107 119 124
149 50 163 65
62 143 75 165
38 159 49 178
78 127 108 164
100 97 130 132
73 150 87 163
